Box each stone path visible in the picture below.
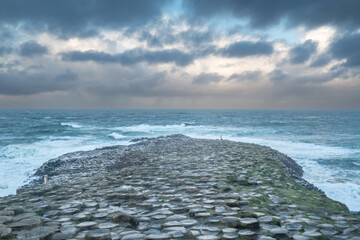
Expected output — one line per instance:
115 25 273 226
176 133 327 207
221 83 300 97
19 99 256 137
0 135 359 239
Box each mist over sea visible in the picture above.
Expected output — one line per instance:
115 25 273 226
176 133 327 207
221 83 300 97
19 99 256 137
0 110 359 211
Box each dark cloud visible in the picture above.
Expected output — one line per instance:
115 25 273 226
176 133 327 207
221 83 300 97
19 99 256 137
85 71 175 97
221 41 273 58
61 40 273 67
193 73 224 84
330 33 360 67
19 41 48 57
269 69 335 84
139 31 163 48
310 54 332 67
228 71 262 81
0 69 77 95
61 48 195 66
289 40 317 64
0 0 167 38
269 69 289 82
55 69 78 82
135 17 215 50
294 74 332 84
0 27 13 41
0 47 13 56
183 0 360 29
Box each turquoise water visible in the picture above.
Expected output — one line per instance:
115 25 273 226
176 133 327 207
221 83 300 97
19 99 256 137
0 110 359 210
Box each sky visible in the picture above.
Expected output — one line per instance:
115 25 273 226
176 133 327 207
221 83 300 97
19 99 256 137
0 0 360 109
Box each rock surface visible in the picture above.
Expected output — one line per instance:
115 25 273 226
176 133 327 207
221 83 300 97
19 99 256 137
0 134 359 239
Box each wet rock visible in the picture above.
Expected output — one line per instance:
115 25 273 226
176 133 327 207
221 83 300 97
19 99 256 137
270 227 289 238
320 229 338 236
85 229 112 240
121 233 146 240
292 235 310 240
284 223 303 231
146 233 171 239
220 217 241 228
196 235 219 240
0 224 12 238
98 222 119 229
24 226 57 239
0 216 13 224
8 216 42 229
222 233 239 239
302 231 322 237
238 229 256 239
77 221 97 229
239 218 260 229
112 212 139 227
51 232 75 240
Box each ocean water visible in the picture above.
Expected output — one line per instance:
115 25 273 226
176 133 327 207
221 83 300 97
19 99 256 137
0 110 359 211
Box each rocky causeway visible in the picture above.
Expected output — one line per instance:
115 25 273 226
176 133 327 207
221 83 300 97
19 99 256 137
0 134 359 240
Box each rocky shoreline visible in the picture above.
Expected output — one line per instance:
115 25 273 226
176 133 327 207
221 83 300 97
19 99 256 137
1 135 359 239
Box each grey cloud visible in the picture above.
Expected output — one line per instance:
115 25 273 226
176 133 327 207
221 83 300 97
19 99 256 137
228 71 262 81
0 27 13 41
61 40 273 67
55 69 78 82
19 41 48 57
294 74 331 84
331 33 360 67
270 68 336 84
310 54 332 67
183 0 360 29
0 69 77 95
221 41 274 58
135 17 215 50
0 46 13 56
61 48 194 66
193 73 224 85
0 0 167 39
289 40 317 64
139 32 163 48
86 71 178 97
269 69 289 82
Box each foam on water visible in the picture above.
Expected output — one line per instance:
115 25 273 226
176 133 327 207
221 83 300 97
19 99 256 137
0 136 131 197
60 122 83 128
108 132 126 139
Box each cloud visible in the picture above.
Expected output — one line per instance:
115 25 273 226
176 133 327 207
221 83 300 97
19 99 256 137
269 69 289 82
228 70 262 81
19 41 48 57
221 41 274 58
310 53 331 67
0 27 13 41
289 40 317 64
61 48 195 66
0 0 167 38
0 69 77 95
54 69 78 82
133 17 215 50
183 0 360 29
330 33 360 67
193 73 224 84
0 46 13 56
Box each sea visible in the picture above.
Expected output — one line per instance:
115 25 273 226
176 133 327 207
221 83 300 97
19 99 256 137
0 110 359 211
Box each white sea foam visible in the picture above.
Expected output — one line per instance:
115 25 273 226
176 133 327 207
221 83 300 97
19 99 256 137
61 122 83 128
316 182 360 211
0 136 131 197
108 132 126 139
